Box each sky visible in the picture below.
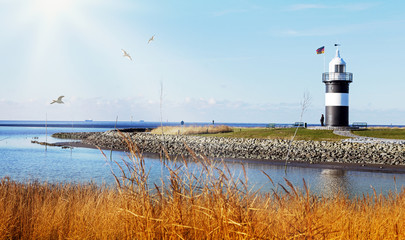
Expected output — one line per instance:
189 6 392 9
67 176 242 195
1 0 405 125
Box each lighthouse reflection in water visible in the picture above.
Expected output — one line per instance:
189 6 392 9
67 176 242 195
318 169 350 197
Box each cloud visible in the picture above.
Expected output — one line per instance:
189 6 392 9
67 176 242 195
288 3 380 11
278 19 391 37
1 96 402 124
208 98 216 105
0 97 160 121
288 4 327 11
280 28 343 37
212 8 249 17
341 3 381 11
211 5 261 17
350 108 405 125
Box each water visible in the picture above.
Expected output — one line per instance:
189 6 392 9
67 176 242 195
1 121 405 198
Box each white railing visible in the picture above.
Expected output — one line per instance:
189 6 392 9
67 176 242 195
322 72 353 82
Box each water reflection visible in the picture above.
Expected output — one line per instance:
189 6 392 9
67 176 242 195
1 126 405 198
316 169 351 197
205 159 401 198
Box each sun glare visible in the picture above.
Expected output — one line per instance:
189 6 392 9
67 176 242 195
14 0 128 100
30 0 76 19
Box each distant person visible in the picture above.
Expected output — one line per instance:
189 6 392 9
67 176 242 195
320 114 325 126
212 120 215 125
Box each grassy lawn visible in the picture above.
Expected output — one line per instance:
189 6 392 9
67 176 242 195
352 128 405 140
200 127 348 141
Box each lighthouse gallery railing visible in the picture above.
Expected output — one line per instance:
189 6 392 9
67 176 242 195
322 72 353 82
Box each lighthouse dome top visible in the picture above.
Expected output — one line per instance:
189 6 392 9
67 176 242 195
329 49 346 72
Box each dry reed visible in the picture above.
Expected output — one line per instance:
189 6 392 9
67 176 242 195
1 134 405 239
151 125 233 135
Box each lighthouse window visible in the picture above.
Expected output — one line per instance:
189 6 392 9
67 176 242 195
335 65 345 73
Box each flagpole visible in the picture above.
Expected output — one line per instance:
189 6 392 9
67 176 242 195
323 52 326 73
317 46 326 73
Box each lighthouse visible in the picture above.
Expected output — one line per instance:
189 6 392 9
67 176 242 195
322 47 353 126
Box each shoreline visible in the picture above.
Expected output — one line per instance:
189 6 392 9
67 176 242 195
50 130 405 174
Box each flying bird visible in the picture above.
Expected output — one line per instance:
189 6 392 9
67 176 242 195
121 49 132 61
51 96 64 104
148 35 155 44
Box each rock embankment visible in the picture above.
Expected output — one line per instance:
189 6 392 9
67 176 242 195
53 130 405 166
52 132 96 140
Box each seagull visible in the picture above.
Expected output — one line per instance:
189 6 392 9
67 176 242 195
121 49 132 61
51 96 64 104
148 35 155 44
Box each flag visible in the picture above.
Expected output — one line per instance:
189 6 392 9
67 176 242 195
316 46 325 54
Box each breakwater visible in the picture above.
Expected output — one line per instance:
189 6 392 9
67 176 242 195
52 130 405 166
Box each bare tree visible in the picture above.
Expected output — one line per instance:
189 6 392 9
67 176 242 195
159 81 166 161
159 81 166 202
160 82 164 136
284 91 312 173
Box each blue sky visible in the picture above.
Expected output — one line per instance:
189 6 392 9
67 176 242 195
1 0 405 124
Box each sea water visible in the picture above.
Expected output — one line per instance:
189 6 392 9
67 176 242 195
1 121 404 198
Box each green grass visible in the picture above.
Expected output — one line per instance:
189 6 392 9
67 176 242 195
199 127 348 141
352 128 405 140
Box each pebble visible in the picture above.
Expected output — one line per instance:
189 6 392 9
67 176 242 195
52 130 405 166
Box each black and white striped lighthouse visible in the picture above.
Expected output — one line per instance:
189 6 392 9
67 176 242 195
322 47 353 126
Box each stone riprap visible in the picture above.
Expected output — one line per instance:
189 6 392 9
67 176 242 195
52 130 405 166
52 132 96 140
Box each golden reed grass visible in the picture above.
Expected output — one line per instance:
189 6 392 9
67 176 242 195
1 133 405 239
150 125 232 135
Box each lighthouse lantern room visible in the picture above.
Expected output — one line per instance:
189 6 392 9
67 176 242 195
322 47 353 126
